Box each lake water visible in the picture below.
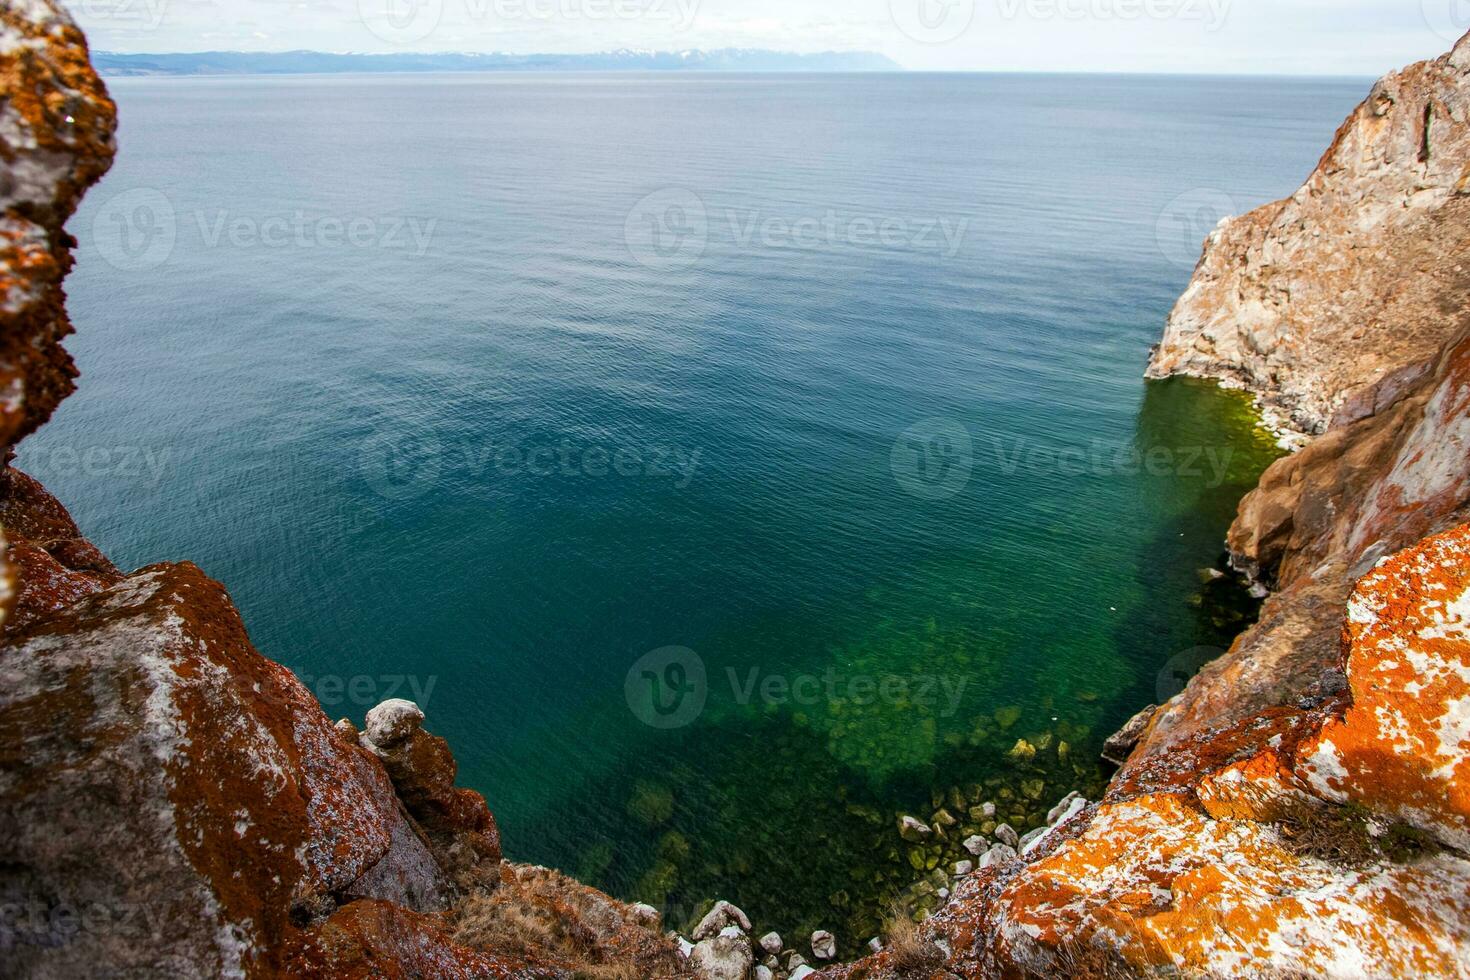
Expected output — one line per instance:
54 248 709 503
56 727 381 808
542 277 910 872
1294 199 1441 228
33 70 1367 951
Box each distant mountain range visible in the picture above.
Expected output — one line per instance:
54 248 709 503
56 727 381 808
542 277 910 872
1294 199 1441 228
93 49 901 76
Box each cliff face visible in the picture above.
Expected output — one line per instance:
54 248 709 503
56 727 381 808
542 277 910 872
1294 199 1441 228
1147 32 1470 440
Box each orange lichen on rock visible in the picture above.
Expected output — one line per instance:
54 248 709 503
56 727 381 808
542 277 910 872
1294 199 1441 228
1298 523 1470 851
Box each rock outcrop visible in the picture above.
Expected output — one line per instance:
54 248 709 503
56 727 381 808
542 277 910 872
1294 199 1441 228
1147 31 1470 440
824 525 1470 978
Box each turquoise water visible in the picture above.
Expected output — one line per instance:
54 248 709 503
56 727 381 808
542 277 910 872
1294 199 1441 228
32 71 1366 949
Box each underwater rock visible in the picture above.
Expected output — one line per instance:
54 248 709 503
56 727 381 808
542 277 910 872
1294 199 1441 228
1020 778 1045 801
962 835 987 856
1006 739 1036 763
994 823 1020 849
994 705 1023 729
754 966 774 980
898 815 933 841
811 929 836 960
758 931 782 956
954 860 973 876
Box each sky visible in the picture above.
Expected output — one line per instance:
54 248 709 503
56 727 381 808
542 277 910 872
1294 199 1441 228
68 0 1470 74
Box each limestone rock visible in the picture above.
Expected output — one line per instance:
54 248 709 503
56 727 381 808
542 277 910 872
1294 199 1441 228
692 899 751 941
689 927 753 980
1147 30 1470 439
993 823 1019 849
757 931 782 956
810 929 836 960
363 698 426 748
962 834 987 856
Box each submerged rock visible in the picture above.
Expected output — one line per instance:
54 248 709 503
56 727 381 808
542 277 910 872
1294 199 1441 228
898 815 933 841
810 929 836 960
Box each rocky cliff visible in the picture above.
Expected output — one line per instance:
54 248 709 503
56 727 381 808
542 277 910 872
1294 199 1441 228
1147 32 1470 442
2 4 1469 979
826 31 1470 980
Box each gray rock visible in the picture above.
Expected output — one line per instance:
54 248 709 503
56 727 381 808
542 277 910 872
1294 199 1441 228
783 950 808 971
758 931 783 956
867 936 883 953
1047 791 1082 825
689 928 754 980
981 801 997 818
962 834 987 856
791 968 818 980
692 900 752 941
994 823 1020 849
953 860 973 876
754 966 774 980
811 929 837 960
978 843 1018 869
1018 827 1047 852
363 698 425 749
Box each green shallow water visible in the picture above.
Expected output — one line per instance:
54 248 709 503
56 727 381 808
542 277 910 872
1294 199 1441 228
31 71 1359 953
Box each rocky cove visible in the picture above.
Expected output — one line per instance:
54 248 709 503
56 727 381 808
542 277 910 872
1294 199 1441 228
3 4 1470 979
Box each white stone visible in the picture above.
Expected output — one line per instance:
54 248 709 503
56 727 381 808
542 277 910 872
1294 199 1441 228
363 699 424 748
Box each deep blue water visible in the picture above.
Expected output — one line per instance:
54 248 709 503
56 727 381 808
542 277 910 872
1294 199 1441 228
32 71 1366 947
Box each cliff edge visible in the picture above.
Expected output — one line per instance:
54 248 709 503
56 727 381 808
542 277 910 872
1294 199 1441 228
1147 31 1470 441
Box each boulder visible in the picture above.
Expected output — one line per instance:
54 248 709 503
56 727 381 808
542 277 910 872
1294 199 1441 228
692 899 752 941
689 927 754 980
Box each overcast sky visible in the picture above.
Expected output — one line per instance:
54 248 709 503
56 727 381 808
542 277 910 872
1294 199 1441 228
69 0 1468 74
